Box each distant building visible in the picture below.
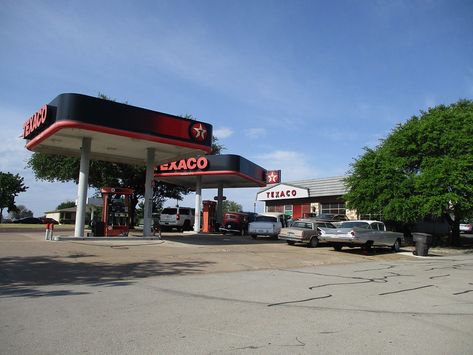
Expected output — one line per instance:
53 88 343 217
45 207 77 224
257 176 356 220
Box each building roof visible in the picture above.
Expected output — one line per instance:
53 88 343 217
45 207 77 214
286 176 348 197
259 176 348 199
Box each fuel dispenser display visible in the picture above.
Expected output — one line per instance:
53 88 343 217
100 187 134 237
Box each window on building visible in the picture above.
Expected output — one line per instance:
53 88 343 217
266 205 284 213
320 203 346 215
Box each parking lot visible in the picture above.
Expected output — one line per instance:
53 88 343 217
1 230 473 354
0 230 412 284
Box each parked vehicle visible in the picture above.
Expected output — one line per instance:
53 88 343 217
12 217 43 224
278 219 337 247
220 212 252 235
318 220 404 252
159 207 195 232
248 213 288 239
460 222 472 234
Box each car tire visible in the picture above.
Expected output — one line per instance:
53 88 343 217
287 241 295 245
391 239 401 253
362 241 373 253
308 236 319 248
183 220 191 231
250 235 257 239
333 245 342 251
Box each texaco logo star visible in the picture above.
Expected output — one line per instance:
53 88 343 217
267 171 279 183
190 123 207 142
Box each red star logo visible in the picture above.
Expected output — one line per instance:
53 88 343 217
267 171 279 184
190 123 207 142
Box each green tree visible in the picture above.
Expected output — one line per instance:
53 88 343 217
345 99 473 245
56 201 76 210
8 205 33 220
0 172 28 223
221 200 243 213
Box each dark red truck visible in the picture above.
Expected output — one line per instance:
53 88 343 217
219 212 256 236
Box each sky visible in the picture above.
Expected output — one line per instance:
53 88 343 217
1 0 472 217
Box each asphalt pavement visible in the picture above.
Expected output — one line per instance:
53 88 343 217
1 231 472 354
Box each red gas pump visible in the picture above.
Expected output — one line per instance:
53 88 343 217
202 200 217 233
100 187 134 237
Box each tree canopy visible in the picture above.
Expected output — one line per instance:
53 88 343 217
344 99 473 244
8 205 33 220
56 201 77 210
0 172 28 223
221 200 243 213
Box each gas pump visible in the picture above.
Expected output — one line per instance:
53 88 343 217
202 200 217 233
100 187 134 237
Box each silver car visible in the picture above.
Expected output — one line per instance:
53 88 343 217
319 220 404 252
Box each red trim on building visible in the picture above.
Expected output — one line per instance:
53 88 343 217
155 170 267 187
25 120 212 153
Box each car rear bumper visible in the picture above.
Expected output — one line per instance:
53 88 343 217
319 236 361 244
278 235 305 243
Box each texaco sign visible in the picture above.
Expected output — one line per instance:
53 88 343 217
257 184 309 201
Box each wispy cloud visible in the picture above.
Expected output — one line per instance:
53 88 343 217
245 128 267 139
213 127 233 139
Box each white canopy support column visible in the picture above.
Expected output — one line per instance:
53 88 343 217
74 137 91 237
217 183 224 227
194 176 202 233
143 148 155 237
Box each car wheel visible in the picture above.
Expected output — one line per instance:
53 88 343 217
250 235 257 239
362 241 373 253
392 239 401 253
333 245 342 251
308 236 319 248
287 241 295 245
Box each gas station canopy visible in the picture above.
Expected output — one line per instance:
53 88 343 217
155 154 267 189
24 93 213 165
23 93 213 237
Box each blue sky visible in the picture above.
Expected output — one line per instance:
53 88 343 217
1 0 472 216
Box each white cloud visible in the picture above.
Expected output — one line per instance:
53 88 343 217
213 127 234 139
255 150 320 182
245 128 267 139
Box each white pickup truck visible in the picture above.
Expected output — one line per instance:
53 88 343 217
248 213 288 239
318 220 404 252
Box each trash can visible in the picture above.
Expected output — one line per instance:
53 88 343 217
413 233 432 256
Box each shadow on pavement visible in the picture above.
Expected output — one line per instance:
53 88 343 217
0 255 215 298
161 233 285 246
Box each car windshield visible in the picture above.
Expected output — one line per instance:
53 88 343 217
225 214 240 220
339 221 370 229
162 208 177 214
317 214 334 219
255 216 277 222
